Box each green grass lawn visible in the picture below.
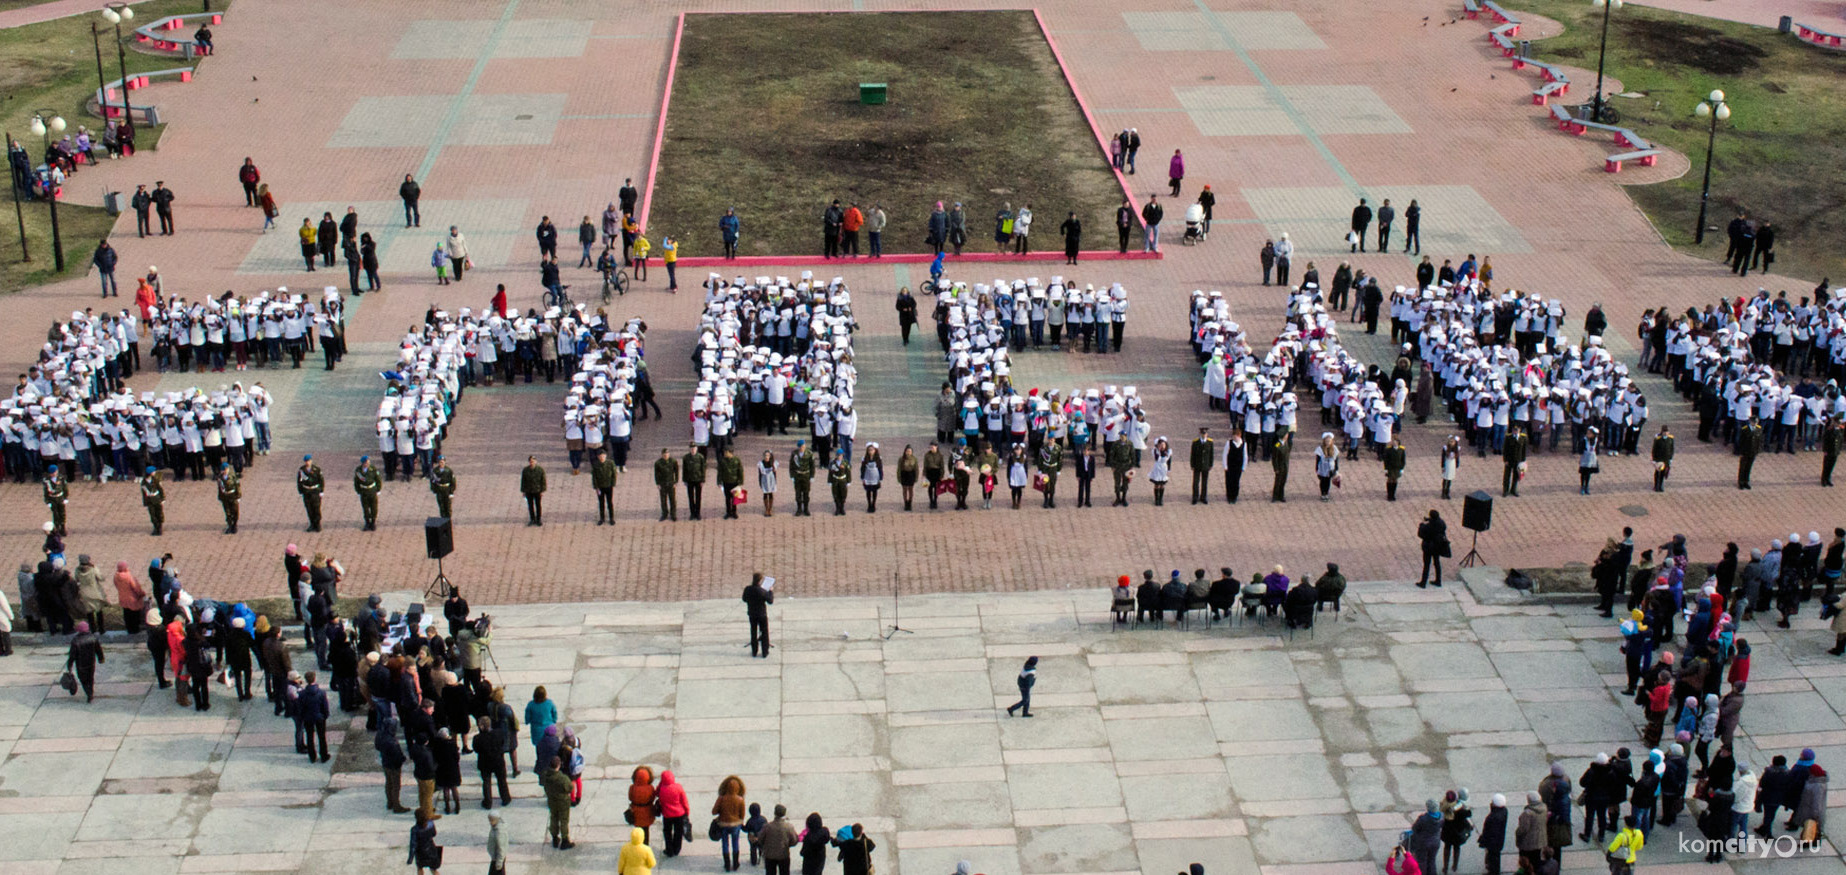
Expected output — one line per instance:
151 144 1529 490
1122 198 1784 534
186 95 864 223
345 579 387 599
0 0 220 291
649 10 1123 258
1516 0 1846 285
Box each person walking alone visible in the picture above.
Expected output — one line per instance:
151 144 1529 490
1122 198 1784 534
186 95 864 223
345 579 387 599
1005 656 1037 717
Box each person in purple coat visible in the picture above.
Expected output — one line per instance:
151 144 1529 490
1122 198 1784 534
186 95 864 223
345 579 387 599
1262 565 1289 616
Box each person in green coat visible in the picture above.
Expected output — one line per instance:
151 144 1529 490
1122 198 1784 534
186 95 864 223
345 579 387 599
828 450 852 515
591 450 618 524
1106 438 1135 506
42 464 68 536
140 466 166 536
1270 432 1291 503
1188 427 1214 505
216 463 241 534
1038 441 1063 508
653 448 679 521
718 447 745 519
681 445 706 520
789 440 817 516
952 441 973 510
520 456 547 525
353 456 383 530
297 455 325 532
1382 437 1406 502
429 456 456 519
1822 417 1844 487
1652 425 1676 492
1737 417 1762 490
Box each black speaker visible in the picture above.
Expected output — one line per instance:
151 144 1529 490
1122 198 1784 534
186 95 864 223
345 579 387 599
1462 491 1493 533
425 517 453 559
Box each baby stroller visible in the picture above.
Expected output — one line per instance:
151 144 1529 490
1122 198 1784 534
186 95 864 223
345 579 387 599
1182 203 1205 244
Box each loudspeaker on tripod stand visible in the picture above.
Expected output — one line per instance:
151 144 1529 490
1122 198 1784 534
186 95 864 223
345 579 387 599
1459 491 1490 567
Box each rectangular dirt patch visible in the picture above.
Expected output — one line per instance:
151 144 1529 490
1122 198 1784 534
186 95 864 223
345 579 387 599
647 10 1123 258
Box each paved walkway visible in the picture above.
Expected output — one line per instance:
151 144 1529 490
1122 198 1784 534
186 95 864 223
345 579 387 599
0 0 1837 608
3 577 1846 873
0 0 158 30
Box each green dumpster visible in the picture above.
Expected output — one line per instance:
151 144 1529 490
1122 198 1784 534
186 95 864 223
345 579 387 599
859 83 887 105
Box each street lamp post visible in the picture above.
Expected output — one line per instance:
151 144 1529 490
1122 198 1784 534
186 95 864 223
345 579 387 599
101 4 133 125
6 134 29 263
29 110 66 272
1589 0 1622 123
1693 89 1731 245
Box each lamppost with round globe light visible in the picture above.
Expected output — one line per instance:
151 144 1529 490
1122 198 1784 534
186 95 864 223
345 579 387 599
1693 89 1731 245
100 4 133 126
1589 0 1622 123
29 110 66 272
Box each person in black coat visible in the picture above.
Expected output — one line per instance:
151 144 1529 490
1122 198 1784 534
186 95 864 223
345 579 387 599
474 715 511 808
225 616 254 701
432 726 463 814
1477 794 1508 875
1207 568 1239 621
298 671 331 761
316 213 338 266
743 573 774 658
1135 572 1161 623
327 621 359 711
1418 510 1449 588
183 626 214 711
1159 572 1188 623
1284 582 1317 629
146 610 170 688
66 621 105 702
799 812 830 875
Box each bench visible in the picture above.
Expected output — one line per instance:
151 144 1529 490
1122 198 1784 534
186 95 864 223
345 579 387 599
1795 23 1846 49
1605 149 1660 172
1532 80 1569 104
1463 0 1481 18
93 66 196 124
1483 0 1521 32
133 12 223 59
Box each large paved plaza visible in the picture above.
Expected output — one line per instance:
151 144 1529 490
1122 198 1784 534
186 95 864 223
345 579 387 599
0 0 1838 605
3 0 1846 870
2 577 1846 873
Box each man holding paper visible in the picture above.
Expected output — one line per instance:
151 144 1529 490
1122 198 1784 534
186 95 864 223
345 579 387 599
743 573 774 658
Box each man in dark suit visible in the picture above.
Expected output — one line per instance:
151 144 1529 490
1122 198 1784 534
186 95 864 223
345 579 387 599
1349 198 1372 252
1223 431 1247 503
1074 446 1098 508
742 573 773 658
1502 426 1528 496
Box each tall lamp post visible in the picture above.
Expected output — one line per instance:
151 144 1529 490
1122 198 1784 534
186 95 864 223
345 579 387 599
1589 0 1622 123
29 111 66 272
100 4 133 125
7 134 29 262
1692 89 1731 245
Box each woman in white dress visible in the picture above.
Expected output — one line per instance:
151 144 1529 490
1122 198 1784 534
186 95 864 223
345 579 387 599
1148 437 1173 506
859 443 884 513
757 451 778 517
1315 432 1340 501
1440 435 1461 500
1007 446 1029 510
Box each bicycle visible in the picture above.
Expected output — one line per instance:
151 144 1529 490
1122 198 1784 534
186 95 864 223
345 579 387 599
601 269 630 303
543 284 572 309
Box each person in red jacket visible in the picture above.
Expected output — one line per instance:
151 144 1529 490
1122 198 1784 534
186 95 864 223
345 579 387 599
841 203 864 257
238 158 261 207
658 769 691 856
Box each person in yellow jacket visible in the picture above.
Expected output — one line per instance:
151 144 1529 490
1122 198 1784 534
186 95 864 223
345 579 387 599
619 826 657 875
631 234 651 282
1605 814 1643 872
661 235 678 293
